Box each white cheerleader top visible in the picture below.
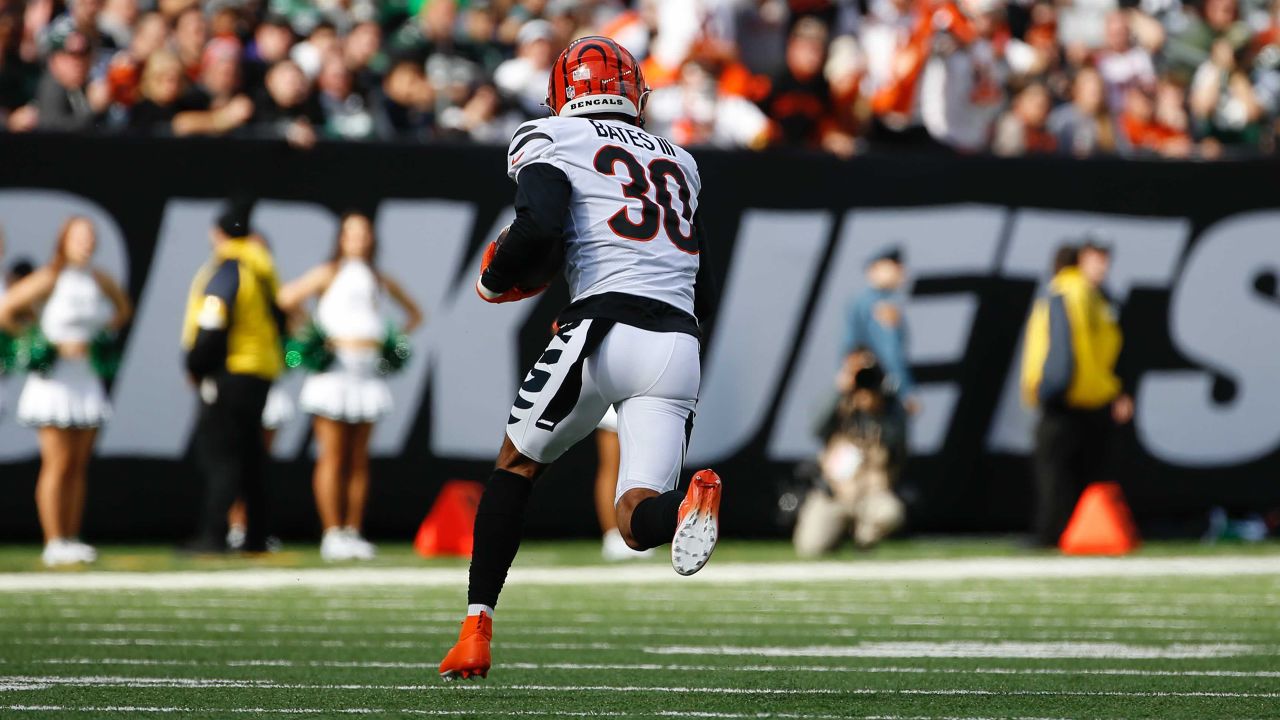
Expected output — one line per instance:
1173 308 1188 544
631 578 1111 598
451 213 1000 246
316 259 384 342
41 267 110 343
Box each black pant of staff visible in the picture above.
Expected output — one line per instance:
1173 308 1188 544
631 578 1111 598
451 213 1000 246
192 372 271 552
1031 406 1113 547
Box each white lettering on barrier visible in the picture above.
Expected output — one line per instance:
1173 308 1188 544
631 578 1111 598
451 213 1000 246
1138 211 1280 466
2 190 1277 471
686 210 831 466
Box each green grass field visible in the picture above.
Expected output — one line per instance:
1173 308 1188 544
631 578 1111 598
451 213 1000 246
1 539 1278 719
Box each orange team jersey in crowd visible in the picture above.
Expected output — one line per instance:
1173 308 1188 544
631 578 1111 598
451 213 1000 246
1120 113 1187 150
871 0 979 118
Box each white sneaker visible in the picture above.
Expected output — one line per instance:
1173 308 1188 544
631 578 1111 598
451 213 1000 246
42 539 85 568
320 528 355 562
342 528 376 561
602 528 653 562
66 538 97 563
226 525 247 551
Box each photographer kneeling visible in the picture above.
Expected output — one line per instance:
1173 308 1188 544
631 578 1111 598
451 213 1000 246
794 357 907 556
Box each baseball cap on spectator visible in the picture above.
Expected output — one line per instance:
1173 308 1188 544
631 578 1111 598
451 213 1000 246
868 247 904 267
517 19 554 47
217 199 253 238
48 26 91 57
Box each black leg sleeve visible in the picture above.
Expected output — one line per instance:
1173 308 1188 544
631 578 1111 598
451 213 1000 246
629 490 683 550
467 469 535 608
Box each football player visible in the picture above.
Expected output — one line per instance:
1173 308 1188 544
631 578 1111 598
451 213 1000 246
439 36 721 681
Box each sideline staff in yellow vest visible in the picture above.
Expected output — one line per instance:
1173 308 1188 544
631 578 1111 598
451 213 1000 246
1020 240 1133 547
181 201 284 553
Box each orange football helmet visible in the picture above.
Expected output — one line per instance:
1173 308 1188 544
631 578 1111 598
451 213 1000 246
546 36 649 124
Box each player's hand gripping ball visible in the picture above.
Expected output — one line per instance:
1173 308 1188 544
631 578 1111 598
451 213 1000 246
476 225 564 303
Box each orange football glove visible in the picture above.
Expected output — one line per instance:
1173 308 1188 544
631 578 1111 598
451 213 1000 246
475 240 548 303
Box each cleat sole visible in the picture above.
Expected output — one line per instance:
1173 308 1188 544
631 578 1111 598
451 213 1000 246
671 506 717 576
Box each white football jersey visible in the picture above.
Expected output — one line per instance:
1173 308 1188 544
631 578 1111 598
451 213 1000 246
507 116 702 315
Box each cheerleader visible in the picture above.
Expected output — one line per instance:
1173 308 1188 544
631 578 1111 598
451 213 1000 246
0 217 132 567
278 212 423 561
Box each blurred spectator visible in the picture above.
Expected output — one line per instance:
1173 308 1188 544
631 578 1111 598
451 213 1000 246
0 0 1275 157
1021 240 1131 548
0 5 39 125
1096 11 1156 112
842 248 917 414
126 49 190 132
102 12 166 111
760 17 854 156
97 0 136 51
34 26 105 131
646 58 771 148
992 81 1057 155
372 57 435 140
1119 83 1193 156
40 0 114 60
1048 67 1121 156
252 59 322 147
1166 0 1253 76
292 20 339 80
186 36 255 135
317 51 375 140
437 80 522 142
171 5 206 83
1190 39 1266 149
343 20 384 95
493 18 553 118
242 14 295 95
918 0 1006 152
794 361 907 556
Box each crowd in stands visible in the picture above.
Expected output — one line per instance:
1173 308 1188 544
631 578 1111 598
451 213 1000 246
1 0 1277 157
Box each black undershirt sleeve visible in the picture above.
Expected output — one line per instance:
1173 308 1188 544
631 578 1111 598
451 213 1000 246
481 163 573 294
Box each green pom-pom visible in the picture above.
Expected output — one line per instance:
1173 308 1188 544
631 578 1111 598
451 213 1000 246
15 327 57 376
283 321 334 373
0 331 15 375
89 331 122 381
377 323 412 376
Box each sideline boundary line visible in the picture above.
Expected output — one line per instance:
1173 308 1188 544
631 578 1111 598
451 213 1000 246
2 555 1279 592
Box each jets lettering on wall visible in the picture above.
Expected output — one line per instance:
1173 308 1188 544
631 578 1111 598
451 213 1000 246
0 191 1276 469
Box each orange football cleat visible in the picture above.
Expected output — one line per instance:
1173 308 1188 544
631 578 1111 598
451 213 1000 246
438 612 492 681
671 469 721 576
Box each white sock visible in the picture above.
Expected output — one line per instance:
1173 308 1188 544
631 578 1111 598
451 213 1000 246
467 604 494 618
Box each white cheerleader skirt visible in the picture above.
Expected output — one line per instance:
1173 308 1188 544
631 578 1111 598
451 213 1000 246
16 357 111 429
261 385 296 430
299 347 392 424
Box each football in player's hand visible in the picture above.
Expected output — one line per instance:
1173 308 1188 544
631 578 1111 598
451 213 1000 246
495 224 565 291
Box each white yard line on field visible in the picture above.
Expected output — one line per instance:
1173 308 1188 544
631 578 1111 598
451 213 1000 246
644 641 1263 659
2 676 1279 699
0 707 1074 720
3 555 1280 592
28 657 1280 679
